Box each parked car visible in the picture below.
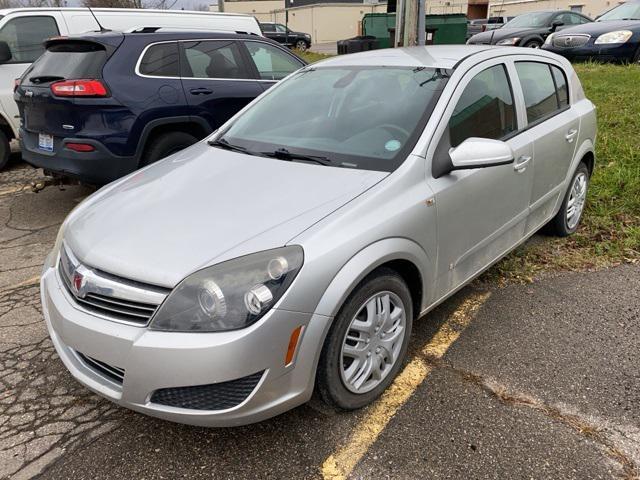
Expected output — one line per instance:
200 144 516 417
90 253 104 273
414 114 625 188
466 16 511 40
542 0 640 63
41 45 596 427
260 22 312 51
467 10 592 47
0 7 263 171
14 31 305 184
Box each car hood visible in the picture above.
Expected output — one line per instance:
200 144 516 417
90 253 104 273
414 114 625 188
553 19 640 35
64 142 387 288
470 27 543 43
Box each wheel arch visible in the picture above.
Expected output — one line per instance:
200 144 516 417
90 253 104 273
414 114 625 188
0 112 16 141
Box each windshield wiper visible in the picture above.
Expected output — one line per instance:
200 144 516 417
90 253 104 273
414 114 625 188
208 137 255 155
260 147 333 166
28 75 64 84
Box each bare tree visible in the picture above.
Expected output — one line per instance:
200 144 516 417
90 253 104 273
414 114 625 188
17 0 67 6
82 0 143 8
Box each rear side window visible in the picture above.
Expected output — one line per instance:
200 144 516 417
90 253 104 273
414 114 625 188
139 42 179 77
245 41 302 81
449 64 516 148
515 62 568 124
181 40 250 79
22 41 107 86
0 16 59 64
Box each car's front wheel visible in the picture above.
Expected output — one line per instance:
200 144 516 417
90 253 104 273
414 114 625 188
546 162 590 236
316 269 413 410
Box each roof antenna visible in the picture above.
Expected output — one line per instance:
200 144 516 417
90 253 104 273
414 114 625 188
87 7 111 33
489 0 507 45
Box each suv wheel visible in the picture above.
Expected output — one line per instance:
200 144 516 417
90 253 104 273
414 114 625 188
0 131 10 171
295 40 308 51
141 131 199 167
316 269 413 410
545 162 590 237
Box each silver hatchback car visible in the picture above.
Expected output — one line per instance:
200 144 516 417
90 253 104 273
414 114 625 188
41 46 596 426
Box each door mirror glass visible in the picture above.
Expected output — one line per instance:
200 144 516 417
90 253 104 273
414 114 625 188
449 138 513 170
0 41 11 63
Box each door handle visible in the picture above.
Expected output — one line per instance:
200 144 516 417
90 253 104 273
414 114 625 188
190 88 213 95
565 128 578 143
514 155 531 173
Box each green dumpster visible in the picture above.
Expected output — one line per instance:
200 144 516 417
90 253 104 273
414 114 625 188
362 13 468 47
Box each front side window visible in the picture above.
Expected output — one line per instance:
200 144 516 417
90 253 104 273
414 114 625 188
275 24 287 33
504 12 555 28
0 16 59 64
515 62 564 124
597 2 640 21
219 66 449 172
449 64 516 148
261 24 276 32
139 42 179 77
182 40 250 79
245 41 302 81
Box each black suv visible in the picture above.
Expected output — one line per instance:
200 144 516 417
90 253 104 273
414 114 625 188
15 31 305 184
260 22 312 51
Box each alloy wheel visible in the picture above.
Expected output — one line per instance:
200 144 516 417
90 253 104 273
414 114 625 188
566 171 588 229
339 291 407 394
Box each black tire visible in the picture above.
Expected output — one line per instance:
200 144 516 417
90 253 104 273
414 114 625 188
295 40 308 51
316 268 413 410
545 162 590 237
633 45 640 63
0 130 10 171
140 131 198 167
523 39 542 48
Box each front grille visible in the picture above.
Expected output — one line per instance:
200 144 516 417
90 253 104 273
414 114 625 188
76 351 125 384
58 245 168 326
150 371 264 411
553 34 590 48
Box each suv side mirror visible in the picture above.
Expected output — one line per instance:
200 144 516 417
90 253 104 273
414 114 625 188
550 20 564 31
0 41 11 63
449 138 514 170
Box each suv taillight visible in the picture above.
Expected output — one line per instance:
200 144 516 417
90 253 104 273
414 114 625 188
50 79 108 97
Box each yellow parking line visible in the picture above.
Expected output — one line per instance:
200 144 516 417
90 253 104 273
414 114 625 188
321 291 491 480
0 185 29 197
7 275 41 290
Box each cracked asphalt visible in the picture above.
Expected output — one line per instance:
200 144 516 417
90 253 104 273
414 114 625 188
1 160 638 479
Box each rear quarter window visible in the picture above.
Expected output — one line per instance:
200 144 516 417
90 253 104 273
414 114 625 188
139 42 180 77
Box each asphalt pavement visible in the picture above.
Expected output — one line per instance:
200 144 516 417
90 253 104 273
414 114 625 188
1 161 638 479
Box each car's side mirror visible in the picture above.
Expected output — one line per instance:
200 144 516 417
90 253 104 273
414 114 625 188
0 41 12 63
550 20 564 31
449 137 514 170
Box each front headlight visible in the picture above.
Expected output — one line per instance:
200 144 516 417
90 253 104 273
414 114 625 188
594 30 633 44
496 37 520 45
544 33 554 45
150 246 304 332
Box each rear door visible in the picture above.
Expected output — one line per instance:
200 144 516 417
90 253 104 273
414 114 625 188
512 60 580 234
243 40 305 91
179 39 263 130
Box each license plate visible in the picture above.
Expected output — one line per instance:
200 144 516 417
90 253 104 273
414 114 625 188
38 133 54 152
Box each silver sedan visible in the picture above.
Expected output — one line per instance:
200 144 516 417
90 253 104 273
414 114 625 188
41 45 596 426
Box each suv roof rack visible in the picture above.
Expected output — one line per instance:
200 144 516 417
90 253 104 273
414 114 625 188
126 26 258 35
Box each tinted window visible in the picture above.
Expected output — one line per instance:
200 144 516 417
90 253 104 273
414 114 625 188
245 41 302 80
556 12 587 25
139 42 179 77
504 12 554 27
449 64 516 148
182 40 250 79
516 62 562 124
551 65 568 107
220 66 449 172
23 41 107 86
0 16 59 64
275 24 287 33
261 24 276 32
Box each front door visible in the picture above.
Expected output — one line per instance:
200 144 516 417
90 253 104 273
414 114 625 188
243 40 306 92
179 39 263 130
427 61 534 300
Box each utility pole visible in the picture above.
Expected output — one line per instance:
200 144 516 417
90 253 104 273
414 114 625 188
218 0 224 12
395 0 424 47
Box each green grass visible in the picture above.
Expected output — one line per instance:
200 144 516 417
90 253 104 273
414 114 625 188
294 50 640 280
295 50 333 64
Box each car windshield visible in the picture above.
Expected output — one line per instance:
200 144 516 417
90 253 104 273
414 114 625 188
597 2 640 21
504 12 554 28
216 66 449 172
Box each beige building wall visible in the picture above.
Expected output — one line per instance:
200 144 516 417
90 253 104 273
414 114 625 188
424 0 469 15
217 0 282 20
489 0 616 19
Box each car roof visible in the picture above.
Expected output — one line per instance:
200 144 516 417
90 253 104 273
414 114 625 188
313 45 563 70
48 30 266 44
0 7 253 17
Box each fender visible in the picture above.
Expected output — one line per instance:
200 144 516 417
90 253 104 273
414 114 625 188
0 110 16 139
312 237 432 319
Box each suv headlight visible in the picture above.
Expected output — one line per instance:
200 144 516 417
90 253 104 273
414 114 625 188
496 37 520 45
594 30 633 44
150 246 304 332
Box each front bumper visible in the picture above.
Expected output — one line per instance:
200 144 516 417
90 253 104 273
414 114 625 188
41 263 332 427
20 128 137 185
542 41 638 62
